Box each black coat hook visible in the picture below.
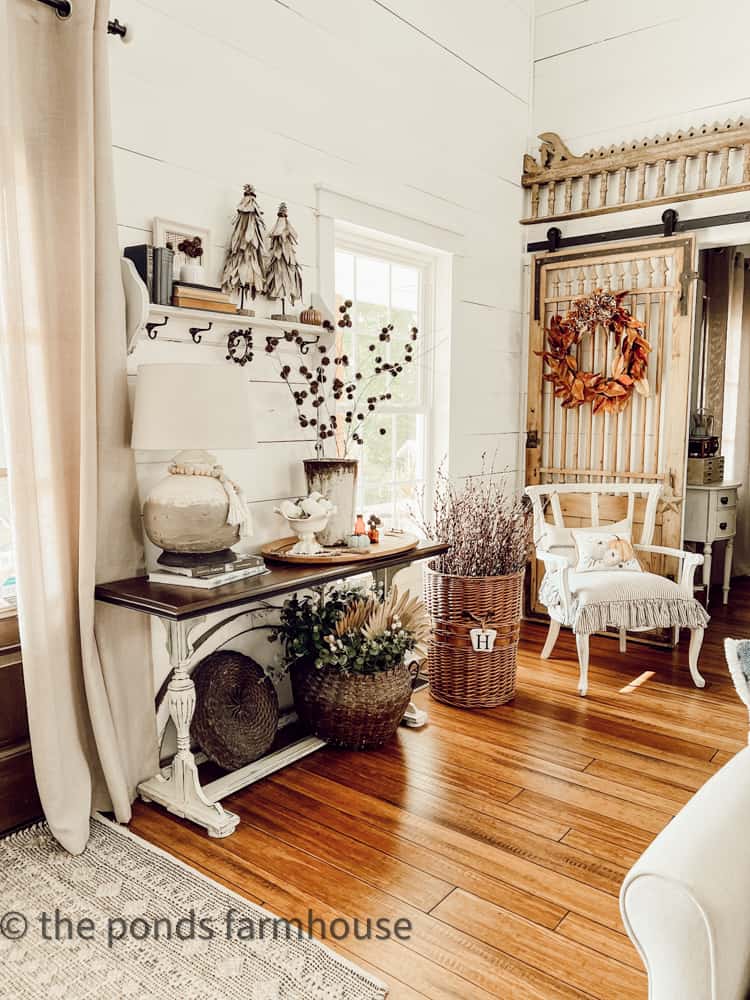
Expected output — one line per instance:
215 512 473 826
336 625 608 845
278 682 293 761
189 322 212 345
267 333 319 355
145 316 169 340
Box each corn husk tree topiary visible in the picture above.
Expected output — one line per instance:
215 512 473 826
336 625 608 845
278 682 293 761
221 184 267 314
265 202 303 319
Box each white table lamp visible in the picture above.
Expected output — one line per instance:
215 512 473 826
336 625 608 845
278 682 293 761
132 364 257 567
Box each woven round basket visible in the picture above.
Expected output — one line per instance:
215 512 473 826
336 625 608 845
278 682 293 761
291 660 413 750
423 563 525 709
192 650 279 770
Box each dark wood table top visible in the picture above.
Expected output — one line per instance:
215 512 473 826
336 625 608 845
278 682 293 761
95 540 448 621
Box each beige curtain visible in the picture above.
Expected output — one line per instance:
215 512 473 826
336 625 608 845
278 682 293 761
0 0 157 853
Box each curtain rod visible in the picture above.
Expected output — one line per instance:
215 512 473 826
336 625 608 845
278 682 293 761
34 0 128 38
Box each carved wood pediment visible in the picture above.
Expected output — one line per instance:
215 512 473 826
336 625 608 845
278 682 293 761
521 118 750 224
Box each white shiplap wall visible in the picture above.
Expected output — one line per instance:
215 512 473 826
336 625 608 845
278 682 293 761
533 0 750 155
112 0 533 564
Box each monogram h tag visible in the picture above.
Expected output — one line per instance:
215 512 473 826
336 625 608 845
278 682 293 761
470 628 497 652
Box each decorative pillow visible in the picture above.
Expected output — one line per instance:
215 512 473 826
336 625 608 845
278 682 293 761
572 524 642 574
539 517 631 567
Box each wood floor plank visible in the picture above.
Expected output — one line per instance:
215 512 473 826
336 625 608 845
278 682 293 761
519 668 745 755
379 730 676 833
582 759 694 806
433 698 721 789
256 777 567 930
231 786 453 913
508 686 725 765
508 789 657 855
555 912 642 972
432 888 646 1000
414 704 597 772
300 752 627 895
274 767 624 931
561 828 642 869
392 717 684 818
363 750 570 840
128 583 750 999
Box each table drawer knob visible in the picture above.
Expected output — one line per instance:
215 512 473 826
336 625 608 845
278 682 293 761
720 521 728 530
721 496 729 504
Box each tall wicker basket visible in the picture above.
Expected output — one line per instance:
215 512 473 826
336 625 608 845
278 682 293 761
423 563 525 708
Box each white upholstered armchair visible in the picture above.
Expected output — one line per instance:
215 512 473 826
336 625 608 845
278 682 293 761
525 483 709 696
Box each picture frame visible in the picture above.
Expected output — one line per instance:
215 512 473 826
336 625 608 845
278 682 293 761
152 218 212 279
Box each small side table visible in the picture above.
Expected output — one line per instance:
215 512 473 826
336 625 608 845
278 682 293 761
684 481 741 607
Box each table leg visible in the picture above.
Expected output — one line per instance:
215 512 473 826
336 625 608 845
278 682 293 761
703 542 712 607
137 617 239 838
723 537 735 606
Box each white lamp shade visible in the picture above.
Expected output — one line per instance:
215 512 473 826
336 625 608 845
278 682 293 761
132 364 257 451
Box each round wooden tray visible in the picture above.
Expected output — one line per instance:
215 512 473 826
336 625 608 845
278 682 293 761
262 533 419 565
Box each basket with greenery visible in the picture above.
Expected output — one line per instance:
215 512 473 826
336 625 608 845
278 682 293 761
417 466 532 708
274 583 430 749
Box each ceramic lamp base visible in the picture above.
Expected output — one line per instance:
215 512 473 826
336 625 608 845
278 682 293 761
143 450 240 557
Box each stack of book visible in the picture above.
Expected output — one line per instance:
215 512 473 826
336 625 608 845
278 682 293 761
148 554 269 589
123 244 175 305
172 281 238 314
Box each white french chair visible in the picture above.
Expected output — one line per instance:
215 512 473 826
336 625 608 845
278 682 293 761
525 482 708 696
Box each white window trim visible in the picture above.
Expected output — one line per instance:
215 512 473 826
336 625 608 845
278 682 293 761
316 185 455 514
335 228 437 523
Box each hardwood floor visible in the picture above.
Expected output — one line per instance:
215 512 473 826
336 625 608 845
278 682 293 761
130 580 750 999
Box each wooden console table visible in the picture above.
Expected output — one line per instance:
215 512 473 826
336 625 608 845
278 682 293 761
95 539 447 838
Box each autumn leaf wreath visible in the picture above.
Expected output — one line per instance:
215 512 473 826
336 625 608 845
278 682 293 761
538 290 651 415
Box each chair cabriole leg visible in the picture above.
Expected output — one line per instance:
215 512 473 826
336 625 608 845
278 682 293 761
541 619 561 659
575 632 589 696
688 627 706 689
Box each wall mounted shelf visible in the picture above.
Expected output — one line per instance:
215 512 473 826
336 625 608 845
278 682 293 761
122 257 332 353
145 303 329 339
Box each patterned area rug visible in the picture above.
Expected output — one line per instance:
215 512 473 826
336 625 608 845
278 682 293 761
0 816 387 999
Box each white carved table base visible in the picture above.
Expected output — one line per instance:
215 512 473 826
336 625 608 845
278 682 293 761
125 544 441 839
136 607 426 838
137 617 239 839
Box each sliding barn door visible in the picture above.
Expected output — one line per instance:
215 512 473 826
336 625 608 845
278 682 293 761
526 236 697 613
